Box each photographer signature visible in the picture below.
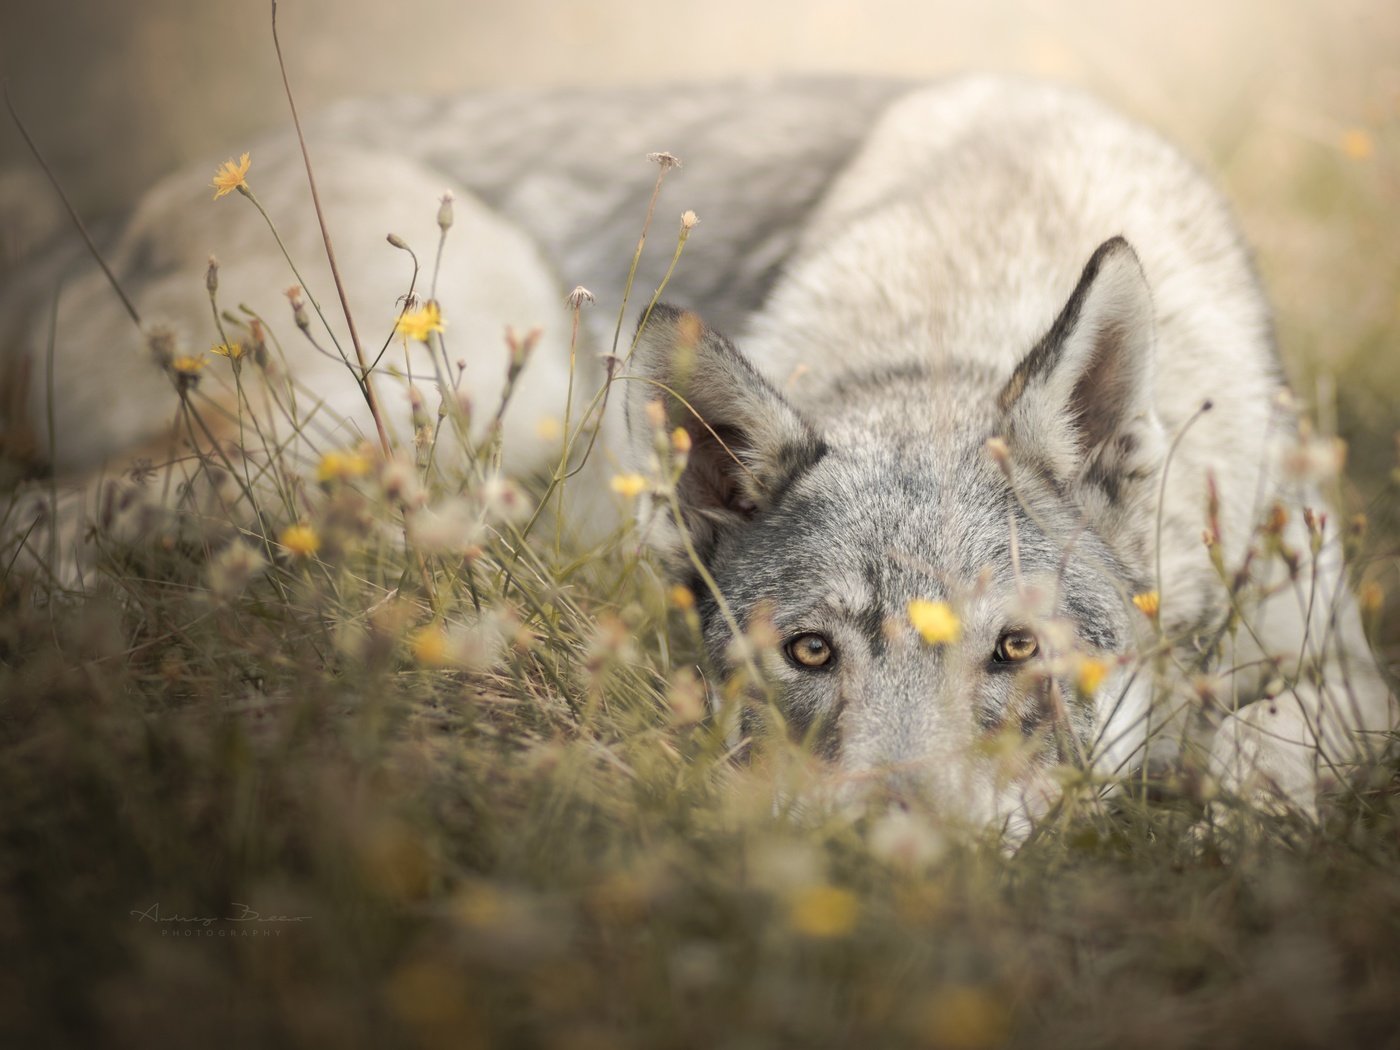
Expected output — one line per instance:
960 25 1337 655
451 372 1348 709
130 903 310 927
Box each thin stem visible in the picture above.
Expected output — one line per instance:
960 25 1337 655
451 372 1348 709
4 82 142 331
270 0 390 456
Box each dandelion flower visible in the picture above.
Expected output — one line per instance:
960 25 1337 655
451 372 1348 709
921 985 1009 1050
395 301 445 343
210 342 244 360
170 354 206 388
610 473 648 499
211 152 251 200
316 449 372 484
1131 591 1160 618
1075 656 1110 696
669 584 696 611
279 523 320 558
410 625 449 666
789 884 859 939
406 497 482 554
1360 582 1384 618
480 477 528 523
908 599 960 645
1340 128 1374 161
208 541 266 597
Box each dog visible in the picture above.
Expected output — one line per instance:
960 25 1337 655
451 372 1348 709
2 75 1393 834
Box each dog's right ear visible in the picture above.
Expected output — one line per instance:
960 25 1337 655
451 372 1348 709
623 304 824 571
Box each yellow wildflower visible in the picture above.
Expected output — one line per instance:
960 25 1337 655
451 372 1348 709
908 599 960 645
395 301 445 342
316 449 372 484
1131 590 1160 618
789 884 859 938
1075 656 1110 696
610 473 648 499
1360 581 1384 618
170 354 206 375
668 584 696 610
410 625 449 666
921 985 1009 1050
211 152 251 200
210 342 244 360
534 417 563 442
279 523 320 558
1340 128 1374 161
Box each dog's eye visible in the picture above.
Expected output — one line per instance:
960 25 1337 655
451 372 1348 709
785 633 835 670
993 629 1038 663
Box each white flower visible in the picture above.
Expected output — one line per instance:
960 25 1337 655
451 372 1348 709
208 540 266 597
406 498 482 555
379 457 425 508
479 476 529 523
869 810 947 869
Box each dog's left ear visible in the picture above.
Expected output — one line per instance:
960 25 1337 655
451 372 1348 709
997 237 1166 563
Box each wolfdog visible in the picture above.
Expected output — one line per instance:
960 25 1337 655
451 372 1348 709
2 75 1393 833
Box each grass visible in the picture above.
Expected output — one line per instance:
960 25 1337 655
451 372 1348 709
3 23 1400 1050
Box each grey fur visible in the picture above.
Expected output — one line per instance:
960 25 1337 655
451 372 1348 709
626 76 1397 832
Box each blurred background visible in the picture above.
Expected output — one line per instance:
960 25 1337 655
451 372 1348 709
1 0 1398 578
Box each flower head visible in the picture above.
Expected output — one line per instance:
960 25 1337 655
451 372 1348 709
170 354 206 390
210 342 244 360
1340 128 1374 161
208 541 266 597
395 301 445 343
211 152 251 200
1131 590 1160 618
316 449 372 484
279 523 320 558
908 599 961 645
788 885 859 939
610 473 648 499
1075 656 1111 696
410 625 449 666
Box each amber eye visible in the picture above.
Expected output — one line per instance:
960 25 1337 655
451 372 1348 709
785 633 835 670
993 629 1039 664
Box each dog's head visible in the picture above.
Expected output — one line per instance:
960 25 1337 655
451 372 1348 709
624 238 1168 833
